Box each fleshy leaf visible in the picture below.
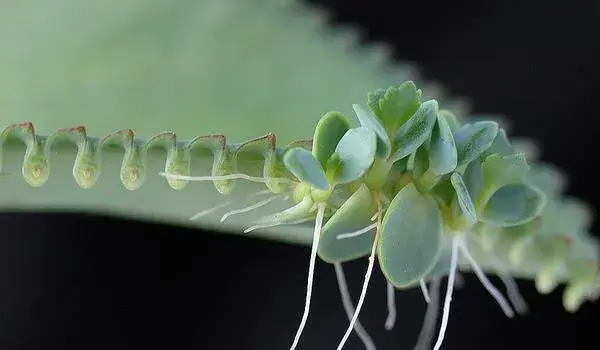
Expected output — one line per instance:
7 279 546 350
368 81 421 136
283 147 329 190
333 126 377 184
412 144 429 180
428 113 458 175
477 153 530 209
526 163 567 198
450 172 477 225
454 121 499 168
463 158 483 202
422 239 453 280
390 99 439 162
378 183 443 288
311 111 350 169
318 184 377 263
484 128 515 157
480 184 546 227
438 110 461 131
352 104 391 158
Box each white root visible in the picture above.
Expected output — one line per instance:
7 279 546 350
468 235 528 314
384 282 397 330
243 217 313 234
289 203 326 350
471 237 529 315
189 201 231 221
334 263 377 350
414 278 441 350
498 272 529 315
336 223 377 240
335 229 379 350
456 237 515 318
159 171 294 184
433 237 459 350
419 279 431 304
220 195 284 222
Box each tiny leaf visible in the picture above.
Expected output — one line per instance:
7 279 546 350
390 99 439 162
480 184 546 227
412 144 429 180
333 126 377 184
369 81 421 135
378 183 443 288
477 153 531 210
318 184 378 263
463 158 483 202
429 114 458 175
483 128 516 157
439 109 461 131
454 121 499 168
352 103 391 158
450 172 477 225
481 153 530 190
283 147 330 190
312 111 350 169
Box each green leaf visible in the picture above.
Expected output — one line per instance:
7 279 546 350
526 163 567 198
480 184 546 227
333 126 377 184
454 121 499 168
412 144 429 180
283 147 329 190
483 128 516 157
463 158 483 202
477 153 530 209
378 183 443 288
311 111 351 169
352 104 391 158
318 184 378 263
422 240 453 280
390 99 439 162
438 110 461 131
428 113 457 175
368 81 421 136
450 172 477 225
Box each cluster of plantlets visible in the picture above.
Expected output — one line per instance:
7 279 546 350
1 81 598 350
159 80 600 349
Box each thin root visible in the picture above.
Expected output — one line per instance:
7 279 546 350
457 237 515 318
433 236 459 350
336 223 377 240
335 193 382 350
159 171 294 184
289 203 326 350
384 282 396 330
419 279 431 304
243 217 313 234
414 278 441 350
220 195 284 222
334 263 377 350
189 201 231 221
468 235 528 314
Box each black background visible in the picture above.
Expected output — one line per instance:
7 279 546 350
1 0 599 349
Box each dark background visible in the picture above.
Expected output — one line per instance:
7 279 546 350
1 0 599 349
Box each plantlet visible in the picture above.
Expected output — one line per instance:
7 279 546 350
1 80 596 350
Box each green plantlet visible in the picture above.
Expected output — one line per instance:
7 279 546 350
1 80 597 350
